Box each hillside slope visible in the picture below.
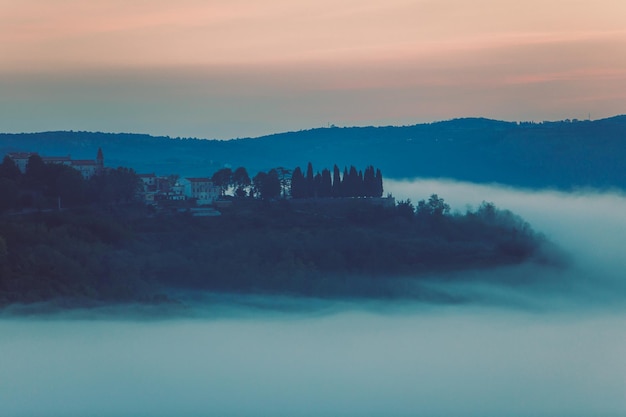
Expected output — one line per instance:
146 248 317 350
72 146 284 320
2 116 625 190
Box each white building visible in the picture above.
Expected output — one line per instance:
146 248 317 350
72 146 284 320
138 173 158 192
179 177 220 205
5 152 34 172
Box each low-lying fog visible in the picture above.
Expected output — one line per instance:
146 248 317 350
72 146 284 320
2 180 625 417
387 179 626 307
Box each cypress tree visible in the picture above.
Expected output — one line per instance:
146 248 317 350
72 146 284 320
332 165 341 197
342 167 349 197
358 170 364 197
291 166 305 198
375 168 383 197
343 166 356 197
265 169 282 200
306 162 314 198
363 165 376 197
320 168 332 198
314 172 322 198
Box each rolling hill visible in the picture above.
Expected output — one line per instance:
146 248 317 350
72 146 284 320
2 116 625 190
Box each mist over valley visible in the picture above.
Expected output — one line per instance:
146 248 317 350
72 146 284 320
2 180 625 417
4 0 626 414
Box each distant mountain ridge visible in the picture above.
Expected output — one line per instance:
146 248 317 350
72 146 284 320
1 116 625 190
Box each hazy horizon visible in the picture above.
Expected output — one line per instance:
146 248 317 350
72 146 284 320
4 113 626 141
2 0 625 139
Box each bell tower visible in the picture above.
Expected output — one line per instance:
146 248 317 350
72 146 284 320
96 148 104 172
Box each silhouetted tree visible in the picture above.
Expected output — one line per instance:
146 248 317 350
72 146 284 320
375 168 383 197
342 167 349 197
475 201 497 222
396 199 415 219
251 172 265 199
428 194 450 216
358 169 364 197
232 167 251 198
346 166 360 197
252 169 281 200
266 169 282 200
332 165 342 197
0 156 21 181
361 165 383 198
305 162 315 198
275 167 292 198
314 172 322 198
290 163 385 200
416 194 450 217
212 167 233 196
24 154 47 187
319 168 332 198
291 167 305 199
363 165 376 197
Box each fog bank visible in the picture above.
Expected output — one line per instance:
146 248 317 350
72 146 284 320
1 308 625 417
387 179 626 305
2 181 626 417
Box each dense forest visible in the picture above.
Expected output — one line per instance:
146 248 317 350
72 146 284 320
0 196 552 307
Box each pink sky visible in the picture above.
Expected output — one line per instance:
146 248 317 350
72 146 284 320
1 0 625 138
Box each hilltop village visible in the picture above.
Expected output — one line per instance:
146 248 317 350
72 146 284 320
0 148 550 306
1 149 389 214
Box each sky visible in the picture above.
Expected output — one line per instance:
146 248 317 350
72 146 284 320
2 0 626 139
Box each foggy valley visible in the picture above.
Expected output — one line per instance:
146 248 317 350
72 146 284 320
2 180 625 417
4 1 626 415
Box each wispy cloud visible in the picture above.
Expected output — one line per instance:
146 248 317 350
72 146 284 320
3 0 626 68
2 0 625 137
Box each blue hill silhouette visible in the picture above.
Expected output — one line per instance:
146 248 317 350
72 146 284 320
2 116 625 190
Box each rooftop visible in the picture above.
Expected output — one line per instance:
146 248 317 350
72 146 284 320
184 177 213 183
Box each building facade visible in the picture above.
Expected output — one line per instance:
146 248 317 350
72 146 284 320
179 177 220 205
6 148 105 179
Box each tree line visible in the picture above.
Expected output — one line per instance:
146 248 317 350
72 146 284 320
210 163 384 201
0 153 385 212
0 154 141 211
291 163 383 199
